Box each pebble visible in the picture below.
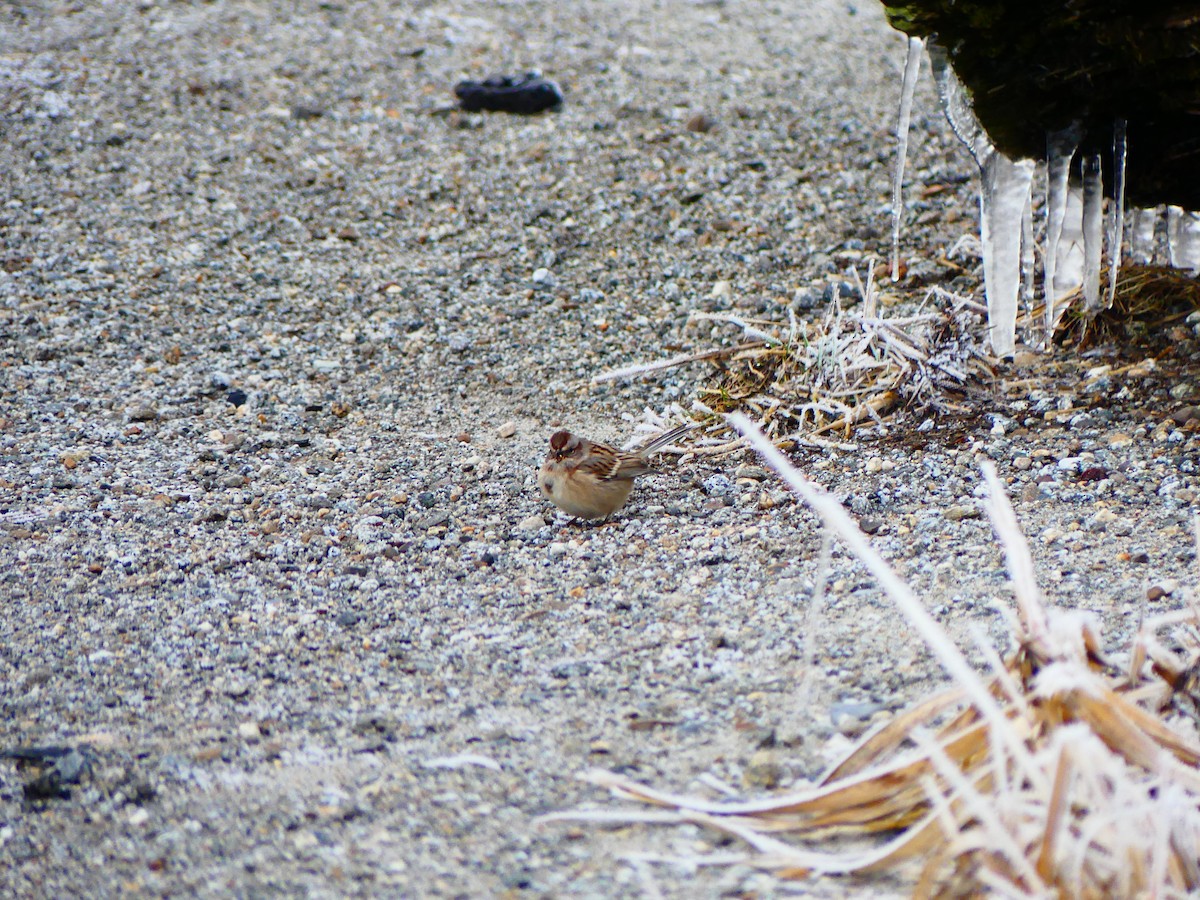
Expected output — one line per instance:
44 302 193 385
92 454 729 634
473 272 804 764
734 464 769 481
702 474 736 497
742 750 784 789
498 421 517 438
517 515 546 532
943 504 979 521
1147 581 1177 601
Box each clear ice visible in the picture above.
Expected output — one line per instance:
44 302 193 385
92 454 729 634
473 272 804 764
1130 207 1157 263
894 42 1200 358
1043 128 1079 333
1168 207 1200 271
1081 154 1104 311
930 48 1032 357
891 36 925 282
1106 119 1127 306
1055 186 1087 305
1021 189 1035 306
979 154 1035 357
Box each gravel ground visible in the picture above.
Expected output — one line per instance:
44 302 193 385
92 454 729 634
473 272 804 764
2 1 1198 897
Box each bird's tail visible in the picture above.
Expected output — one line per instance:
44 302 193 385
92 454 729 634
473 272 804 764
634 421 702 455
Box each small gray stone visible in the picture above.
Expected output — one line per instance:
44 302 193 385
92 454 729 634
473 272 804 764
702 474 735 496
734 464 769 481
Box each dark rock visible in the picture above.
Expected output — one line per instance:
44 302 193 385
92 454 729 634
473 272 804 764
454 73 563 115
2 746 91 801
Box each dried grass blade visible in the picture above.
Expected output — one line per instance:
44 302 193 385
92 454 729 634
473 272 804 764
731 414 1037 785
981 461 1051 650
821 687 968 784
592 346 756 383
1063 687 1200 776
1034 740 1073 883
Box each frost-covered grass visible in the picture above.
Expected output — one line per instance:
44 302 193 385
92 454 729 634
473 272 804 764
546 416 1200 897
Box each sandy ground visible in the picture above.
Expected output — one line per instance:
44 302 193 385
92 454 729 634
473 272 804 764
2 1 1198 896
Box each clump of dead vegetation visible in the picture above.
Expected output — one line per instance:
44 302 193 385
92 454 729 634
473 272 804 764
602 264 1200 452
1045 264 1200 350
596 267 993 444
543 416 1200 897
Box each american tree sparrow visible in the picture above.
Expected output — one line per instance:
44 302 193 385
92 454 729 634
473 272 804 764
537 423 696 521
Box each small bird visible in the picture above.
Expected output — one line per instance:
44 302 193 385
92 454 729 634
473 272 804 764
538 423 696 521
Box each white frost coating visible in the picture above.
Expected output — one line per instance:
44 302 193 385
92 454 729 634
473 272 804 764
930 48 992 163
1081 154 1104 311
1169 208 1200 271
980 154 1035 358
1043 128 1079 333
1130 207 1157 263
891 36 925 282
1106 119 1127 308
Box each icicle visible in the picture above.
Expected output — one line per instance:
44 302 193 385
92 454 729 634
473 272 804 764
1167 206 1184 266
1043 127 1079 335
928 46 992 164
1055 185 1087 300
1081 154 1104 311
891 36 925 282
929 46 1033 357
1021 189 1035 306
1106 119 1127 308
980 154 1035 358
1130 207 1157 263
1170 209 1200 271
